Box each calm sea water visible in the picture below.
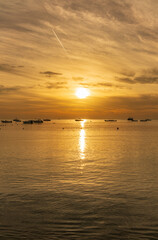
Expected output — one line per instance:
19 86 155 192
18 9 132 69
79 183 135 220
0 120 158 239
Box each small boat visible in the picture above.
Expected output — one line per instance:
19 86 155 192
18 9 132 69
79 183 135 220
127 118 138 122
43 119 51 121
1 120 12 123
140 119 147 122
75 119 83 121
127 117 134 121
23 120 34 124
13 119 21 122
104 120 117 122
33 119 43 124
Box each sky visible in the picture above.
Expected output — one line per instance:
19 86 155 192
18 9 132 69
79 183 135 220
0 0 158 119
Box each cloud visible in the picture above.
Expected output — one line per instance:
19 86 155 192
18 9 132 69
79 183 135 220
134 76 158 84
116 76 158 84
79 81 126 89
0 63 41 81
106 94 158 110
116 77 135 84
72 77 84 81
45 81 67 89
89 94 158 116
0 64 17 73
116 67 158 84
0 85 22 94
120 70 135 77
94 82 123 88
0 81 67 97
138 27 158 41
144 68 158 75
0 84 35 96
104 0 136 24
40 71 62 77
64 0 136 24
0 64 25 75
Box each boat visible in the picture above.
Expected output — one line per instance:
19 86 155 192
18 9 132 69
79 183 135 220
43 119 51 121
13 119 21 122
75 119 83 121
33 119 43 124
104 120 117 122
127 118 138 122
23 120 34 124
140 119 147 122
127 117 134 121
140 119 152 122
1 120 12 123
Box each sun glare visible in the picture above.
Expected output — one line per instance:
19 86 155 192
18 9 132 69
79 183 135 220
76 88 90 99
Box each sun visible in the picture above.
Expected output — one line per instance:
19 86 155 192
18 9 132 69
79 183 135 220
75 87 90 99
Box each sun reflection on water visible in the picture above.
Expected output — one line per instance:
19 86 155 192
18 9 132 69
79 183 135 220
80 120 85 128
79 120 86 171
80 129 85 159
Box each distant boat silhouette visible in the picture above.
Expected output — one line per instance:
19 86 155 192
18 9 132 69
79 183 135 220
75 119 83 121
140 119 152 122
13 119 21 122
140 120 147 122
104 120 117 122
1 120 12 123
127 118 140 122
127 117 134 121
33 119 43 124
23 120 34 124
43 119 51 121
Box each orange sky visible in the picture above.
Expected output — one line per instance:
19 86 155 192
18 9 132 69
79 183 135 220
0 0 158 119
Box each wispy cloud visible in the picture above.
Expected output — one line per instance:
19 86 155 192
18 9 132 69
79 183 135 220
116 67 158 84
79 81 127 89
45 81 67 89
40 71 62 77
103 94 158 110
0 84 34 95
0 85 21 94
0 64 24 74
72 77 84 81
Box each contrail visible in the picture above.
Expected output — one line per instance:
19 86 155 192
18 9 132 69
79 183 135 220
51 28 67 55
40 1 69 56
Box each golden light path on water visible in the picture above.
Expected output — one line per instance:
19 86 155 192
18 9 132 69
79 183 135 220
80 129 85 159
79 120 86 171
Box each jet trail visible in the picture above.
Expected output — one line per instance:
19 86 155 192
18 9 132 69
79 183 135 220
38 0 72 63
39 0 68 56
51 28 67 55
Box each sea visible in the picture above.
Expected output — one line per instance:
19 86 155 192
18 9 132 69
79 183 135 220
0 119 158 240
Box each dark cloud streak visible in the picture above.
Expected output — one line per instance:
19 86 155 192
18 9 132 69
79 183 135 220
40 71 62 77
117 67 158 84
79 81 127 89
45 81 67 89
0 85 26 95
